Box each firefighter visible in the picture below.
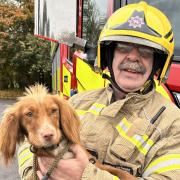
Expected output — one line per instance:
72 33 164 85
18 1 180 179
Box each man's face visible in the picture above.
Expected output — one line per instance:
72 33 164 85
112 42 154 92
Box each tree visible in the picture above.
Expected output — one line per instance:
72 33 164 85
82 0 106 46
0 0 51 89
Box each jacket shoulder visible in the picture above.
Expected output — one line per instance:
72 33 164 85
153 91 179 115
69 88 106 106
153 91 180 135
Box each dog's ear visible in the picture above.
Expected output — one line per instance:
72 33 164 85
54 95 81 144
0 106 23 165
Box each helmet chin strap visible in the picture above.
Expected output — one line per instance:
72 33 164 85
102 73 128 94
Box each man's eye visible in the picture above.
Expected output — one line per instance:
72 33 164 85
116 45 132 53
119 47 131 53
26 112 33 117
139 48 154 58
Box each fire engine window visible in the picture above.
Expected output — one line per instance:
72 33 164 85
127 0 180 59
82 0 109 46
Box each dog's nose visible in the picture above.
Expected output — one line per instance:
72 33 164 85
42 132 54 141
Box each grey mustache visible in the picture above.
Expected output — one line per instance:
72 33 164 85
118 61 146 74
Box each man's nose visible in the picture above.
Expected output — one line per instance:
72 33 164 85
126 47 140 61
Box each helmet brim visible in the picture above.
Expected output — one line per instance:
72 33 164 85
100 35 168 53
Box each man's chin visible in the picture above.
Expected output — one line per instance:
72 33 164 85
117 83 142 93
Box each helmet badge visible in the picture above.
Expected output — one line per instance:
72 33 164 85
128 16 144 28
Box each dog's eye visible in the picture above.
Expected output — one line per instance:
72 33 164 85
51 108 58 114
26 112 33 117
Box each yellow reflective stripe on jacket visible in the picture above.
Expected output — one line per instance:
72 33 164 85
113 176 119 180
118 117 132 133
76 103 106 118
18 147 33 168
88 103 106 115
116 118 154 155
76 109 87 120
132 134 154 155
143 154 180 177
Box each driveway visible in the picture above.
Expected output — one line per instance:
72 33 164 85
0 99 16 118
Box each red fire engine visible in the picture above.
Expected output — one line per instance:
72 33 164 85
35 0 180 107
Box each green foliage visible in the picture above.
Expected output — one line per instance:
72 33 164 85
82 1 101 45
0 0 51 90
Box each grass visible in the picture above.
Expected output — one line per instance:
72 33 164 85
0 90 23 99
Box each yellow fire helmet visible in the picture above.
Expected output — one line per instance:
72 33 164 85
98 1 174 83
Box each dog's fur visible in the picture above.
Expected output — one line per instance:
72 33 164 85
0 84 137 180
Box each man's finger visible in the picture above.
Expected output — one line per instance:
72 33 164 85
37 170 43 179
38 157 52 173
70 144 85 158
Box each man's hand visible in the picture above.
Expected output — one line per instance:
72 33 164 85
37 144 89 180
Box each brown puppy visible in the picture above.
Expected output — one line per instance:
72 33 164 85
0 84 137 180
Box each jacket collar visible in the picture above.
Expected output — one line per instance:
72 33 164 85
100 84 155 117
